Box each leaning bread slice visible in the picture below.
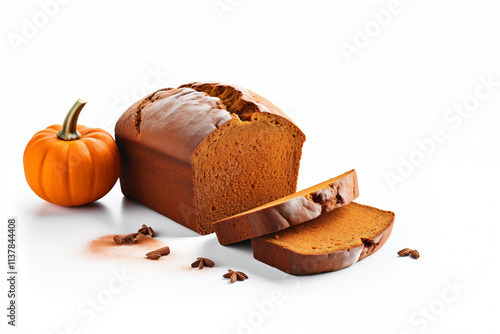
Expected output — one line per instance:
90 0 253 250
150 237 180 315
212 170 359 245
251 202 395 275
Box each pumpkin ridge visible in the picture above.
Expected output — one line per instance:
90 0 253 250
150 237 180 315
31 128 58 142
76 125 91 135
65 142 75 205
26 136 55 203
39 140 59 204
80 139 97 201
89 138 118 200
84 131 114 141
38 153 50 202
45 141 70 205
46 125 62 132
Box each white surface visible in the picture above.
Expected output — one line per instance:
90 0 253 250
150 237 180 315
1 0 499 333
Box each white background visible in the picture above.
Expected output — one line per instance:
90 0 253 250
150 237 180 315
1 0 499 333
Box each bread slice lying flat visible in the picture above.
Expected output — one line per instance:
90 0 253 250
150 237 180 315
212 170 359 245
252 202 395 275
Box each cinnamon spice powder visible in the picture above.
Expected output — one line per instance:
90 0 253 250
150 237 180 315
85 233 164 260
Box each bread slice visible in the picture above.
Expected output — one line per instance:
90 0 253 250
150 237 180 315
252 203 395 275
115 82 305 234
212 170 359 245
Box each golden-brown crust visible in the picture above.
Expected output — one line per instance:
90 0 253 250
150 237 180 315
115 87 234 164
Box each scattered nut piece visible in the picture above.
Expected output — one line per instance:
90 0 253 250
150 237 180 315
138 224 155 237
397 248 412 256
410 249 420 259
145 246 170 260
124 233 139 243
191 257 215 270
398 248 420 259
113 235 124 245
146 252 162 260
223 269 248 283
138 225 148 234
114 233 140 245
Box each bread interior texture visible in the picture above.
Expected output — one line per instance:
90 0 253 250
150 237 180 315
262 203 395 254
190 85 304 234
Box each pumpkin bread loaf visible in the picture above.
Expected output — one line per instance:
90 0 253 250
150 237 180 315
252 203 395 275
213 170 359 245
115 82 305 235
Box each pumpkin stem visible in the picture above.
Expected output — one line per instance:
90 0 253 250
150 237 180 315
57 99 87 141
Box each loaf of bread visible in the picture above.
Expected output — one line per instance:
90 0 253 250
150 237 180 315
213 170 359 245
252 203 395 275
115 82 305 234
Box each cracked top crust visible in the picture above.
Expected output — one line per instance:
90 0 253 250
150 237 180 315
212 170 359 245
180 82 294 123
115 82 299 164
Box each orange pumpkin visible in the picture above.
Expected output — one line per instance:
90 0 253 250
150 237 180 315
23 99 121 206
